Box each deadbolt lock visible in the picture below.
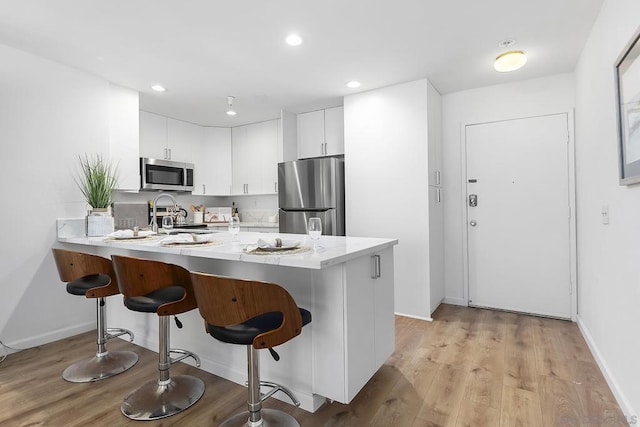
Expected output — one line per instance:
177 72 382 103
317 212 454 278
469 194 478 207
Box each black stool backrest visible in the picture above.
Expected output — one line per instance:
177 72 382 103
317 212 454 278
190 271 303 349
111 255 197 316
52 249 119 298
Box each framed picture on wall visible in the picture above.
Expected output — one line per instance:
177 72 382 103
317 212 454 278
615 29 640 185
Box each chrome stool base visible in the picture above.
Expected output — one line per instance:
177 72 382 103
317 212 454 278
121 375 205 421
62 351 138 383
221 409 300 427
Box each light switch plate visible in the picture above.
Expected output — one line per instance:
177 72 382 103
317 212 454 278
601 205 610 225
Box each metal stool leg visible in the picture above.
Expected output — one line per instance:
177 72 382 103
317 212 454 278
62 298 138 383
121 316 204 420
221 346 300 427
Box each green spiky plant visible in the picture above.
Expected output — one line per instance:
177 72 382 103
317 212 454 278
74 154 119 210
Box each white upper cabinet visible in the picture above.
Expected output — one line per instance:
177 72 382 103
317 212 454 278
324 106 345 156
166 118 199 163
297 106 344 159
231 119 279 195
108 84 139 191
192 127 231 196
139 111 167 160
139 111 197 163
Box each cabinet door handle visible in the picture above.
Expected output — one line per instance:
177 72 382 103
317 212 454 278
320 142 324 155
275 182 278 193
371 254 381 279
435 170 441 186
436 188 441 203
203 184 206 194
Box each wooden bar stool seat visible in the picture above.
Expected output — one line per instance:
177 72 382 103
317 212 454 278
111 255 205 421
51 249 138 383
190 271 311 427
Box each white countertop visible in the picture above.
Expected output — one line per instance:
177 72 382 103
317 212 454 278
57 226 397 270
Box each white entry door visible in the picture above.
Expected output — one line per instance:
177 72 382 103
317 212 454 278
466 114 572 318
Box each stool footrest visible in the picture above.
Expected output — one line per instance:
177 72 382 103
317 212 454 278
243 380 300 407
107 327 134 342
169 348 201 367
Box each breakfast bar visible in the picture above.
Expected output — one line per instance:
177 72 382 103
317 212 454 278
56 224 397 413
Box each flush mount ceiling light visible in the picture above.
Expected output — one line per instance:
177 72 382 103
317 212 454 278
226 96 237 116
285 34 303 46
346 81 361 89
494 50 527 72
151 85 166 92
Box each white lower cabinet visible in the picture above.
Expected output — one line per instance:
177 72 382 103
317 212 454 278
231 119 279 195
313 247 395 403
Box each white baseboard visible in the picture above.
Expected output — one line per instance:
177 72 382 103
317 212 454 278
3 321 94 353
395 312 433 322
443 297 467 306
576 315 637 421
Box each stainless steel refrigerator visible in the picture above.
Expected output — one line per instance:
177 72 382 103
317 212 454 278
278 157 345 235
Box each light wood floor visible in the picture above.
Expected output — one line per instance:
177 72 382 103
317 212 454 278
0 304 627 426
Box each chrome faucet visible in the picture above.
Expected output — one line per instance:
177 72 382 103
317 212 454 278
150 192 178 233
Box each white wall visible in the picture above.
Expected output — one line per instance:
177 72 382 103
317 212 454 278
345 79 431 319
441 74 575 305
0 43 119 348
574 0 640 418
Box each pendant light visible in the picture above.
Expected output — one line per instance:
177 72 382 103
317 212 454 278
226 96 237 116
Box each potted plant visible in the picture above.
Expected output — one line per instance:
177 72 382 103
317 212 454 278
75 154 118 236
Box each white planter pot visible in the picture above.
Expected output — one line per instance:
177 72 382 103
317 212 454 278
86 209 114 236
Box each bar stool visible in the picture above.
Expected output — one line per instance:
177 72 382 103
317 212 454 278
51 249 138 382
111 255 205 421
190 271 312 427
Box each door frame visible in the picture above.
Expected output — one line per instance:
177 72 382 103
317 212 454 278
459 111 578 321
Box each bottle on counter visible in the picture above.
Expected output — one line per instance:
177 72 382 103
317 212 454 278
232 202 239 218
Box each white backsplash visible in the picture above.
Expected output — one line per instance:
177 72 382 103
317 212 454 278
239 209 278 223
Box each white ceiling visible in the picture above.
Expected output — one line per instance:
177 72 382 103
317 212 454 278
0 0 603 126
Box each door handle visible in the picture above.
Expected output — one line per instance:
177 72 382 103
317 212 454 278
469 194 478 207
469 220 477 227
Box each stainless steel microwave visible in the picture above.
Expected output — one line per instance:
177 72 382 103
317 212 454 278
140 157 194 192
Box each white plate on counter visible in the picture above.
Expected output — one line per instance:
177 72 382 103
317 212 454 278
257 240 300 251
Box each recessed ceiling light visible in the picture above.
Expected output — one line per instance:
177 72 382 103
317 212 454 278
494 50 527 72
346 81 361 89
151 85 166 92
285 34 303 46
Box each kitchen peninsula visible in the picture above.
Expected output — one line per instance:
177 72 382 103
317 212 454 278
56 223 397 413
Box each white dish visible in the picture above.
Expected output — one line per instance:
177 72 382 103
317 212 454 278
162 240 212 246
113 235 149 240
257 240 300 251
